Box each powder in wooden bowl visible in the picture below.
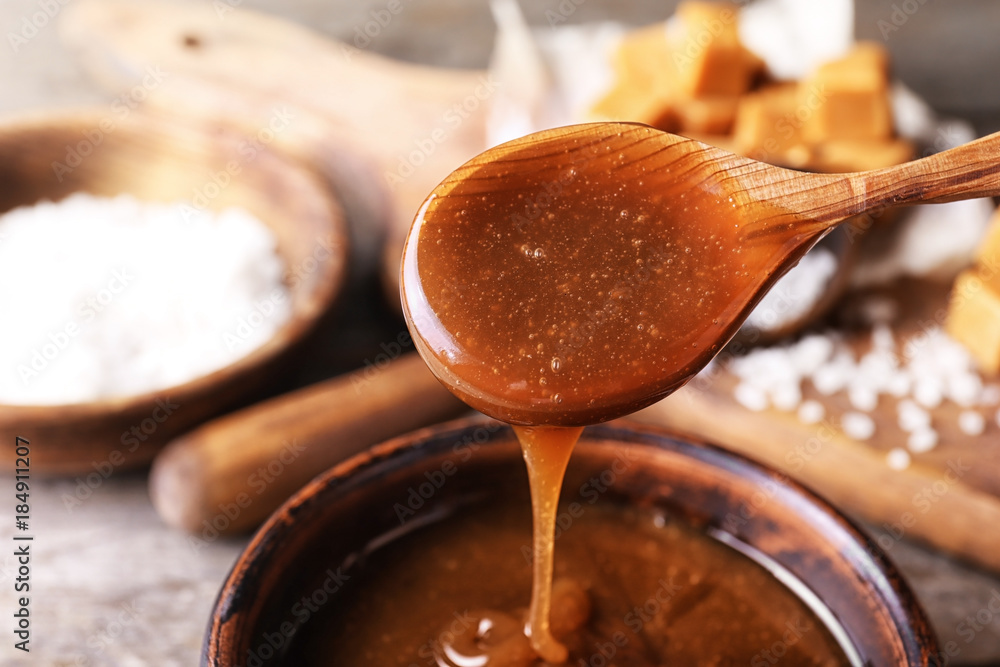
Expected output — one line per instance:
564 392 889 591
0 193 291 405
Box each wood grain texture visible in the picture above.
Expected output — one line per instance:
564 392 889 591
60 0 491 292
635 278 1000 573
739 131 1000 224
150 353 467 535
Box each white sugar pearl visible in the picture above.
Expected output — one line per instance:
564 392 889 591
958 410 986 436
848 384 879 412
897 399 931 433
771 383 803 412
734 383 769 412
913 378 944 409
948 373 983 408
842 412 876 441
886 371 911 398
871 324 895 351
907 428 938 453
886 448 911 471
797 400 826 425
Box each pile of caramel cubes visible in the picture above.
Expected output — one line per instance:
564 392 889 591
591 1 913 172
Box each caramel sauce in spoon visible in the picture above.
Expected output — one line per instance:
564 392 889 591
401 121 1000 662
402 123 830 426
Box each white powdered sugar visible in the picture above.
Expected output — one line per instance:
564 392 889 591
0 193 291 405
886 448 911 471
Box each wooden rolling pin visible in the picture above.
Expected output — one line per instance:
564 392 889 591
150 353 467 536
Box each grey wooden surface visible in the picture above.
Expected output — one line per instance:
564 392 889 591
3 0 1000 665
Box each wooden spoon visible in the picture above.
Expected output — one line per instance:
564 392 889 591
401 121 1000 426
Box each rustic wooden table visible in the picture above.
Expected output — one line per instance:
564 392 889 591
3 0 1000 665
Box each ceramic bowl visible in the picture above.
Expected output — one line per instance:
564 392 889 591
203 418 939 666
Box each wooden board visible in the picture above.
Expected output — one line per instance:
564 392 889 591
61 0 492 294
635 278 1000 572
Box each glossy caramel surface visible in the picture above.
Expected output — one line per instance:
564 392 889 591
402 123 825 425
285 496 850 666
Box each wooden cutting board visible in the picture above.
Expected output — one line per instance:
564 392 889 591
635 278 1000 572
63 0 1000 573
61 0 493 296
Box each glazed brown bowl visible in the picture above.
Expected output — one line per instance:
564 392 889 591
0 110 348 474
204 418 938 666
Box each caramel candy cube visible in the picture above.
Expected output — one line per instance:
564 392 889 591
613 22 677 100
801 42 893 143
591 23 676 127
975 206 1000 267
668 2 761 97
809 138 914 173
590 81 674 128
732 84 811 167
946 268 1000 375
672 95 740 134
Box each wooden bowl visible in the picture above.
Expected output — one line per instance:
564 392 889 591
0 110 349 474
204 418 939 666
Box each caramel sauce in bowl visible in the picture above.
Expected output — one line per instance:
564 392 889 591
202 420 939 666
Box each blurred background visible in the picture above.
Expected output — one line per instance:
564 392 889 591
3 0 1000 665
6 0 1000 133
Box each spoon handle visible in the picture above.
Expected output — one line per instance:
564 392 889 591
739 131 1000 228
858 130 1000 209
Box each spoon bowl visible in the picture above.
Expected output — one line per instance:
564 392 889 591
401 122 1000 426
